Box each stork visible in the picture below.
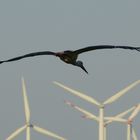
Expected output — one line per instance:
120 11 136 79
0 45 140 73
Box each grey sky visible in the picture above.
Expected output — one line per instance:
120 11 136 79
0 0 140 139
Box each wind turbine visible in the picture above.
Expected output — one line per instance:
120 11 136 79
54 80 140 140
6 78 66 140
64 100 137 140
105 104 140 140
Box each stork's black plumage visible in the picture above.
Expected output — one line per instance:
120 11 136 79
0 45 140 73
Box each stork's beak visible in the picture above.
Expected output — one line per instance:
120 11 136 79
74 61 88 74
80 65 88 74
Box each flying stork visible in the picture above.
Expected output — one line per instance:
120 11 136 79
0 45 140 73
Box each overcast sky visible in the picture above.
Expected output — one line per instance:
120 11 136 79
0 0 140 140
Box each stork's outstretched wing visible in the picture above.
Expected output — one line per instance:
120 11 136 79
74 45 140 54
0 51 56 64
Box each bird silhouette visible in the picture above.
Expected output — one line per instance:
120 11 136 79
0 45 140 73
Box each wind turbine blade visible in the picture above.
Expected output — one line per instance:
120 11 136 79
26 127 30 140
132 128 138 140
33 125 66 140
22 77 30 123
103 80 140 105
115 106 137 118
104 117 127 123
65 100 99 121
128 104 140 121
54 81 101 106
105 105 136 125
6 125 26 140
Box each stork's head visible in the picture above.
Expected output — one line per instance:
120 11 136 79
75 61 88 74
